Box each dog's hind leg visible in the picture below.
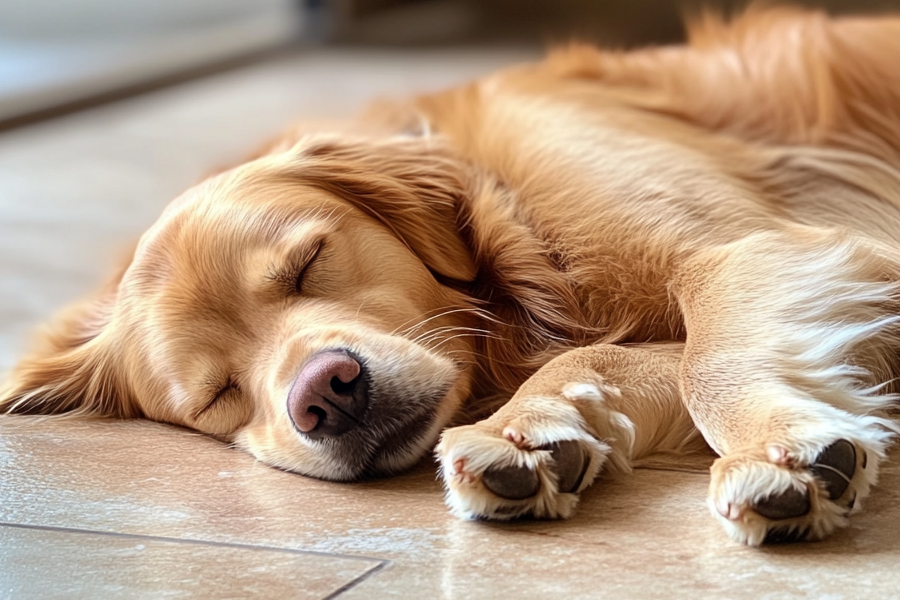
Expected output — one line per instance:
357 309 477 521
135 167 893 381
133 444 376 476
436 342 699 520
674 227 900 545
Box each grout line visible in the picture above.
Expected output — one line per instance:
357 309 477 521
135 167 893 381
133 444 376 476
322 559 392 600
0 521 385 565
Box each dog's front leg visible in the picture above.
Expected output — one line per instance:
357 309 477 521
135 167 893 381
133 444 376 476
436 343 697 520
675 229 900 545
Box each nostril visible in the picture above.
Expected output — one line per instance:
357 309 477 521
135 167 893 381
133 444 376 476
307 404 327 426
330 375 357 396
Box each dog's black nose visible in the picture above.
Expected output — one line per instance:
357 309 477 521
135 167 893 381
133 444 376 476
287 350 368 439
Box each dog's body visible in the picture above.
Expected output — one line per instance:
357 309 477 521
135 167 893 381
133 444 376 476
4 8 900 545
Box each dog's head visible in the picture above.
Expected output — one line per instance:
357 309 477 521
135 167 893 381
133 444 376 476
0 135 484 480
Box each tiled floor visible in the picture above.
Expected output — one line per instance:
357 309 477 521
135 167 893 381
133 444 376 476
2 47 900 600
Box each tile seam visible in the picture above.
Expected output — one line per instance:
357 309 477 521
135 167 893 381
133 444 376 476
0 520 386 565
321 559 392 600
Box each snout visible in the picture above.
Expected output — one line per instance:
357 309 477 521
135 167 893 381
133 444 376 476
287 349 369 440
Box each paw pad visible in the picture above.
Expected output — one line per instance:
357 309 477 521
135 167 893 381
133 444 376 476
751 438 858 526
809 439 856 500
754 486 811 521
546 440 590 494
482 465 540 500
480 440 591 501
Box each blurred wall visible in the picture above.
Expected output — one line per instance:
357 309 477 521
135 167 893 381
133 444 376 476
329 0 900 46
0 0 303 123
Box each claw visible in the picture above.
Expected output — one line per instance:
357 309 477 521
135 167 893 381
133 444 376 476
502 426 526 448
453 458 475 484
715 498 743 521
766 444 793 466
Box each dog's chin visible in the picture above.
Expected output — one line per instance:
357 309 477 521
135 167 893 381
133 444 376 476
365 408 445 477
323 383 453 481
276 410 443 482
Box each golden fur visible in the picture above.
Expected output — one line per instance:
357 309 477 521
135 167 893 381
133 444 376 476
4 7 900 545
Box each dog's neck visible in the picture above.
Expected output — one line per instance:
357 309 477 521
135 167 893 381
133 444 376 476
448 176 597 411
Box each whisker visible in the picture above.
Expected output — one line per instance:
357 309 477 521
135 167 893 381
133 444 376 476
392 306 488 337
425 331 504 352
388 308 452 337
411 326 501 346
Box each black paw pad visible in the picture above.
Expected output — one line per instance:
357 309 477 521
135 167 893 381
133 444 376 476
810 439 856 500
764 526 810 544
754 486 811 520
543 440 589 493
482 465 540 500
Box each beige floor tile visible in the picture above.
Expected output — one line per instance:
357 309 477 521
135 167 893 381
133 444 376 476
0 523 382 600
2 417 899 599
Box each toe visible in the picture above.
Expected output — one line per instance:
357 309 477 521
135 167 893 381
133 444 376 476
753 485 811 520
482 465 540 500
543 440 589 493
810 439 856 500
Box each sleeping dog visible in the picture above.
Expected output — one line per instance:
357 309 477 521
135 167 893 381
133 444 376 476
4 8 900 546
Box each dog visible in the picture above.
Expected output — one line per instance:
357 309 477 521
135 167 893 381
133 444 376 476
3 7 900 546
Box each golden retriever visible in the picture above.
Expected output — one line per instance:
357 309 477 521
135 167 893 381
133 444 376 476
4 7 900 546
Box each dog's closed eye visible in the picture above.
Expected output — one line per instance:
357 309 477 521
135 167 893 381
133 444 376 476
193 379 252 436
292 240 325 294
266 238 325 296
196 380 238 418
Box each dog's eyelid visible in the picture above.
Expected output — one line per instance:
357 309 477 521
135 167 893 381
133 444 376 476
262 237 326 295
189 376 253 436
294 239 325 292
195 379 240 419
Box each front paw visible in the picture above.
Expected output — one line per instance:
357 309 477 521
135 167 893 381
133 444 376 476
709 437 878 545
435 385 620 520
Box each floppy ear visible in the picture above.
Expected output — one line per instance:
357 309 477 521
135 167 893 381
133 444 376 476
0 262 136 417
291 136 478 284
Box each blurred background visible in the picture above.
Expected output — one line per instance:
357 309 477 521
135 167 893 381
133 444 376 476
3 0 900 127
